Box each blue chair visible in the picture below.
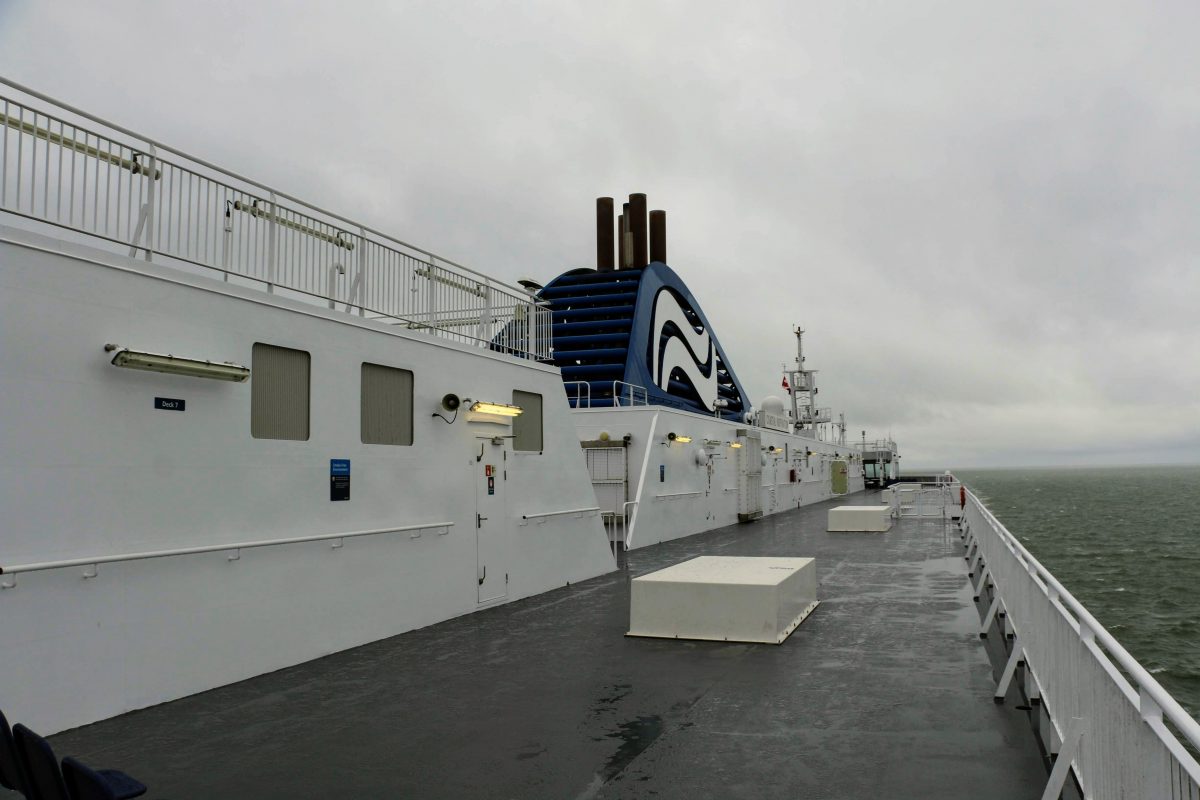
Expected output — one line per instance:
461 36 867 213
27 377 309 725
0 708 30 797
61 759 146 800
11 726 144 800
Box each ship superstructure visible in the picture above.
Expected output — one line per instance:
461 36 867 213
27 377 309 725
0 78 616 735
537 195 884 549
1 79 1198 800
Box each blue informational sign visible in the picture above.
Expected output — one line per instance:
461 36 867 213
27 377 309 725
659 464 665 482
330 459 350 501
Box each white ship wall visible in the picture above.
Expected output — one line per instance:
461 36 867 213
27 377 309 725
573 407 865 548
0 227 615 734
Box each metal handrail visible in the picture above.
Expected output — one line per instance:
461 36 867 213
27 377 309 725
968 489 1200 751
0 522 453 583
0 76 523 293
0 78 552 360
653 490 702 499
563 380 591 409
521 507 599 521
612 380 648 407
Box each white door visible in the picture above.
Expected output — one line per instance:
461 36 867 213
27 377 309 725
736 429 763 521
475 452 509 604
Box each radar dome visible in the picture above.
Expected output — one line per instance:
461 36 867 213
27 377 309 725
759 395 786 416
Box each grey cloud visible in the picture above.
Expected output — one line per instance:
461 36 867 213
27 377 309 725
2 0 1197 468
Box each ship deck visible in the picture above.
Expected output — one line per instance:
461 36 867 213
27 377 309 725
41 490 1048 799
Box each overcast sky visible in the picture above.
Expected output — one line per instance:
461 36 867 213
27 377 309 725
2 1 1197 468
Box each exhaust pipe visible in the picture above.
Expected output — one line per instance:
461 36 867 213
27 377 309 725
649 209 666 264
619 202 632 269
629 193 648 268
596 197 614 272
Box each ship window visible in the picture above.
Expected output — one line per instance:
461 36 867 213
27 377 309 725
512 390 543 452
361 363 414 446
251 343 310 441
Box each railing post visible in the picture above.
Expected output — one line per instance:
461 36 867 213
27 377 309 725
1040 717 1086 800
525 297 534 359
480 280 491 345
266 191 277 293
980 595 1001 638
1139 687 1162 723
425 256 437 333
356 226 366 317
127 143 157 261
994 637 1022 703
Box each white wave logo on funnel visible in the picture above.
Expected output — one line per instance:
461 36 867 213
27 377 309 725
650 289 718 411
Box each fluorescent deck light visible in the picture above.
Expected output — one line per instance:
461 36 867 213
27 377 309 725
109 348 250 382
729 442 743 449
469 401 523 417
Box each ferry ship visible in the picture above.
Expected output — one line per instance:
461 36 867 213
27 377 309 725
1 77 1197 800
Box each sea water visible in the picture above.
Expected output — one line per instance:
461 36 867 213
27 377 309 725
956 465 1200 719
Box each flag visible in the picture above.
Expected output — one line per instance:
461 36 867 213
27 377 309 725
782 375 790 394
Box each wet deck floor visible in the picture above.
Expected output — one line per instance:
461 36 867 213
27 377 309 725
42 490 1048 799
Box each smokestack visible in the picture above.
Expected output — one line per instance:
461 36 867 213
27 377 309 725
617 208 627 269
629 193 648 268
649 210 667 264
619 203 638 268
596 197 614 272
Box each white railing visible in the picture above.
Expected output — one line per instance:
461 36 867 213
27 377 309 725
0 522 454 588
962 490 1200 799
519 507 599 523
797 406 832 424
654 490 702 500
612 381 648 407
892 482 956 518
564 381 591 409
0 78 551 360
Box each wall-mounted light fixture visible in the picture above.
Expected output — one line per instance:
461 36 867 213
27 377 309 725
469 401 523 417
106 345 249 382
729 442 743 449
666 432 691 444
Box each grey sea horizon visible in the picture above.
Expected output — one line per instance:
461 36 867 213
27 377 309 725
956 464 1200 719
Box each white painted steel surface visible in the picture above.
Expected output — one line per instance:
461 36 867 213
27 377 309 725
963 490 1200 799
627 556 818 644
827 505 892 532
572 407 866 548
0 226 615 735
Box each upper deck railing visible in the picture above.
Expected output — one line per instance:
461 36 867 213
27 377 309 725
0 77 551 361
962 488 1200 799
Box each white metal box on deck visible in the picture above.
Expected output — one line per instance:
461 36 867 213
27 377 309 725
828 505 892 532
627 556 818 645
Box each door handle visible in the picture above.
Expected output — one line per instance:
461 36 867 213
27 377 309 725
478 565 486 586
477 513 487 528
